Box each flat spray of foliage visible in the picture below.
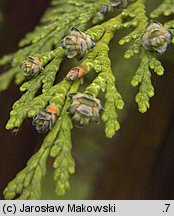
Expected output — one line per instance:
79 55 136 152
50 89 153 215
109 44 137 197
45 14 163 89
0 0 174 199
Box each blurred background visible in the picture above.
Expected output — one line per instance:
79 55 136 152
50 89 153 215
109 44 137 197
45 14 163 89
0 0 174 200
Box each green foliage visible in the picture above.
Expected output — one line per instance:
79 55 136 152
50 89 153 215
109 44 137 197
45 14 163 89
150 0 174 18
131 51 164 112
0 0 174 199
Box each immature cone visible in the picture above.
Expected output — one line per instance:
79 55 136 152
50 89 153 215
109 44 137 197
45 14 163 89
141 20 172 55
60 27 96 61
20 56 43 79
67 93 104 127
32 105 58 133
100 5 110 14
112 0 128 10
66 66 86 81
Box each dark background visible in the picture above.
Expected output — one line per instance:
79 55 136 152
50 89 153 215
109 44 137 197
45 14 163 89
0 0 174 199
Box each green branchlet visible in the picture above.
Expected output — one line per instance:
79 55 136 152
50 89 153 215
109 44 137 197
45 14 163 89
150 0 174 18
131 51 164 113
119 0 148 58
